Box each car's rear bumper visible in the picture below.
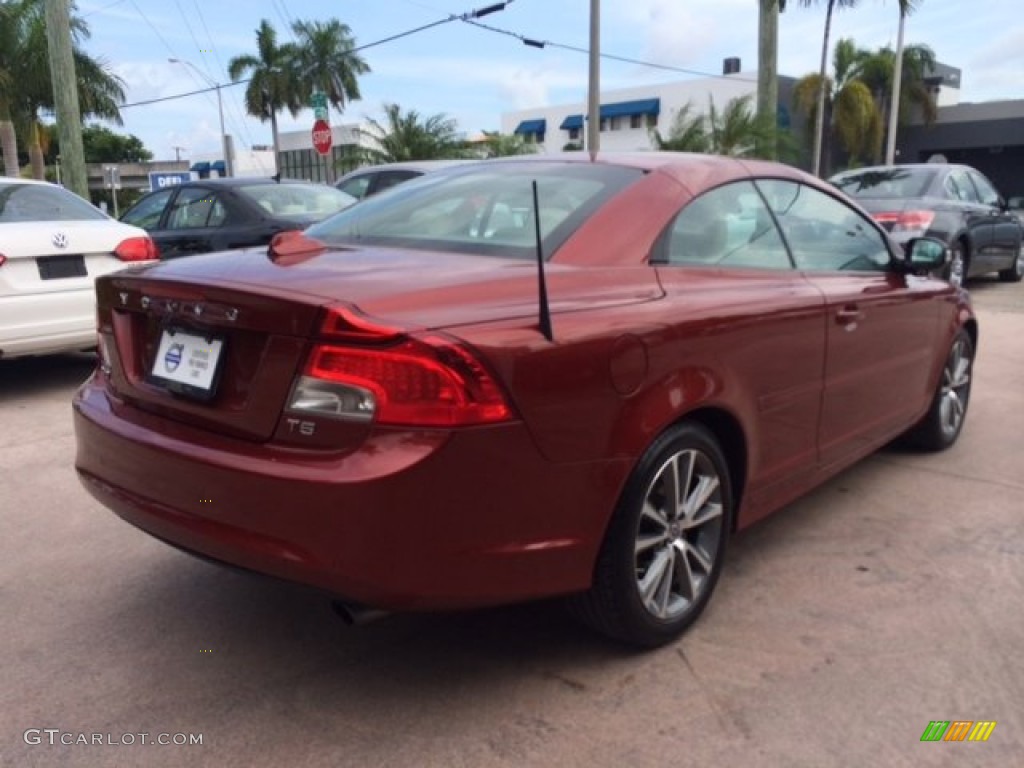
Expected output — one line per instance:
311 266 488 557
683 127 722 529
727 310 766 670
73 373 629 610
0 289 96 357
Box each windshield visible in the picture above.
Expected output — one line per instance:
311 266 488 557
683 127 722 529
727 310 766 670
238 183 355 219
0 182 106 223
831 167 935 199
306 163 644 260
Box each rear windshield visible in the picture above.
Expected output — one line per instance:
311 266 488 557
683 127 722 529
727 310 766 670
0 182 106 222
306 163 644 260
831 167 936 199
238 183 355 219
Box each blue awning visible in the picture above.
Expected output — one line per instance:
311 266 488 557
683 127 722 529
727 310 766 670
190 161 211 172
600 98 660 119
559 114 583 130
211 160 226 173
513 119 546 136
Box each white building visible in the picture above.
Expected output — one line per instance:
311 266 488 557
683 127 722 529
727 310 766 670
500 70 783 153
277 122 378 183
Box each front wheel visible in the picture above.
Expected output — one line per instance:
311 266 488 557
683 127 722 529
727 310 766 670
998 243 1024 283
902 329 974 451
570 422 733 647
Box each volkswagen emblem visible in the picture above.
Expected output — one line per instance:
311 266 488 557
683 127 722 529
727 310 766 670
52 232 69 249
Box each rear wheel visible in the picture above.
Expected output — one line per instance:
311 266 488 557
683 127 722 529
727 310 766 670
998 243 1024 283
902 329 973 451
570 422 732 647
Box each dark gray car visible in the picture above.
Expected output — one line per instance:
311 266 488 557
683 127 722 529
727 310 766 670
831 163 1024 285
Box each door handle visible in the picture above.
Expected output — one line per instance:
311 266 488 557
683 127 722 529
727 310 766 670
836 306 864 325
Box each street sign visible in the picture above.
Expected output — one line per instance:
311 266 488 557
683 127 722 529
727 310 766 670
314 106 328 121
312 119 332 156
103 166 121 191
148 171 192 190
310 91 327 110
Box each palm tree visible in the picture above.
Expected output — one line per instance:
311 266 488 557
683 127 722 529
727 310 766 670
858 42 936 160
651 102 709 153
228 20 303 168
3 0 125 179
361 103 468 163
0 0 28 176
757 0 783 159
478 131 537 158
799 0 861 176
289 20 369 115
794 38 880 171
653 95 796 160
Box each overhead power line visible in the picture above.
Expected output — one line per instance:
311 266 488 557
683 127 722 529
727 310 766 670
462 18 758 83
119 1 515 110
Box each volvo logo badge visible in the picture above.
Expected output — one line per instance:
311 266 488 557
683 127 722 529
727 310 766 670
164 343 184 372
52 232 68 249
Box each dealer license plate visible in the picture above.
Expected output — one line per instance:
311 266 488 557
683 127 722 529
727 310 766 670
149 328 225 400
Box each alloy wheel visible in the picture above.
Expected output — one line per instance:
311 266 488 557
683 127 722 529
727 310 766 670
634 449 725 621
940 336 972 437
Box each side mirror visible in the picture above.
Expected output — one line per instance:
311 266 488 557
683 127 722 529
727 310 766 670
903 237 949 273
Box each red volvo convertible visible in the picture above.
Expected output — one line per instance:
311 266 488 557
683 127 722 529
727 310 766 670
73 154 975 646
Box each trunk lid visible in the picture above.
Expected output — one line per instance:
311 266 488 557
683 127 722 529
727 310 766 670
96 246 662 442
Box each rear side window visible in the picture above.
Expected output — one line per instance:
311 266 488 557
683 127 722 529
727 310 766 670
832 167 934 199
656 180 791 270
757 180 891 272
0 182 106 222
239 184 354 218
121 188 174 229
308 163 643 260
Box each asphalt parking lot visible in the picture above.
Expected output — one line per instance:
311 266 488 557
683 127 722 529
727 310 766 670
2 278 1022 768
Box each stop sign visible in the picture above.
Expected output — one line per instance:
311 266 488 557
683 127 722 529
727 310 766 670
312 119 332 156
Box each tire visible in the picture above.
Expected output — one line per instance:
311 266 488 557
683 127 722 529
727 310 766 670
569 422 733 647
902 329 974 451
998 243 1024 283
945 241 967 287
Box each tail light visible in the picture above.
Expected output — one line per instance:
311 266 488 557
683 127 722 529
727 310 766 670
287 306 514 427
0 253 6 267
871 210 935 232
114 236 159 262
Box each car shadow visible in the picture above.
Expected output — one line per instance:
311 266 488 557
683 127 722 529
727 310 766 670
0 352 95 402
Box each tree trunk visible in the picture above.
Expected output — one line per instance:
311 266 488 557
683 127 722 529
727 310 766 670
271 107 280 178
29 122 45 180
757 0 780 160
811 0 836 177
0 118 19 177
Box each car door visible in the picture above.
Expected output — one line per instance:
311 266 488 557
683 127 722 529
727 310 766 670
944 168 995 276
155 186 225 259
966 169 1022 271
757 179 945 469
120 187 175 232
652 180 826 513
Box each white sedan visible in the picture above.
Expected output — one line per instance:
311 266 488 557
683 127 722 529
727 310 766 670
0 178 157 359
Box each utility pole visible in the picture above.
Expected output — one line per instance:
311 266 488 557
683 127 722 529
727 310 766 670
586 0 600 157
43 0 88 200
172 145 186 162
757 0 781 160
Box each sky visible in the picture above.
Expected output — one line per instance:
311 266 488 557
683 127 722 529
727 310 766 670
73 0 1024 163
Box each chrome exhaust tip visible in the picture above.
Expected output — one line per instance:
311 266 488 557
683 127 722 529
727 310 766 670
331 600 389 626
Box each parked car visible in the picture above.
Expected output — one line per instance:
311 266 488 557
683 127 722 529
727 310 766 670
119 178 356 260
0 178 156 359
75 153 974 647
334 160 475 200
830 163 1024 285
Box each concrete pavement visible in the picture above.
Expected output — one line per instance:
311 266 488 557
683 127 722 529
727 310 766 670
1 281 1022 767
